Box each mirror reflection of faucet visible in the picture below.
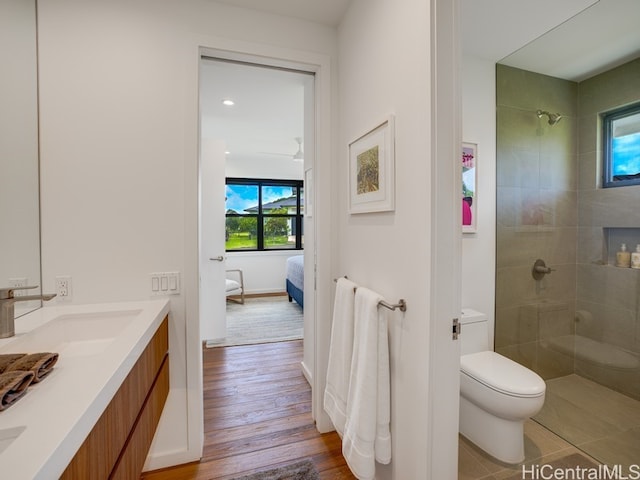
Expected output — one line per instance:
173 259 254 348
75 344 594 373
0 287 56 338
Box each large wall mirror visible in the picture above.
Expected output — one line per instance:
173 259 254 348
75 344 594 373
0 0 42 316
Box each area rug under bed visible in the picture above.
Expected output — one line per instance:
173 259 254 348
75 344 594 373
206 296 303 348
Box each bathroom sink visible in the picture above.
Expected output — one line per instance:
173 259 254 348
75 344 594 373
0 426 26 455
0 310 142 358
0 300 169 479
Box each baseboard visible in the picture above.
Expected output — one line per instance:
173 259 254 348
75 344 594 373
244 291 287 298
300 360 312 386
225 292 286 304
143 448 201 473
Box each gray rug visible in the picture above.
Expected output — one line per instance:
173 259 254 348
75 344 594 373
205 296 303 348
232 460 319 480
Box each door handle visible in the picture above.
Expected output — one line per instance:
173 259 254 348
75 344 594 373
209 255 225 262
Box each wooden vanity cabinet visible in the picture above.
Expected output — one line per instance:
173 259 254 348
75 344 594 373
61 316 169 479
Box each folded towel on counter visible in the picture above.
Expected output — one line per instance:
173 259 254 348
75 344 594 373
6 352 59 383
342 287 391 480
0 371 35 410
0 354 27 373
324 277 358 437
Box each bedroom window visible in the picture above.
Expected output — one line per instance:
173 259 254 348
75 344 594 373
225 178 304 251
603 102 640 188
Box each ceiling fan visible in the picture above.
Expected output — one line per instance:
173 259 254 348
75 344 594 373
260 137 304 162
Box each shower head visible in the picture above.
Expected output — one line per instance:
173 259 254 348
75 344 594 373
536 110 563 126
547 112 562 125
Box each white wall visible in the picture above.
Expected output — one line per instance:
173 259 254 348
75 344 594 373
337 0 436 478
225 156 303 180
37 0 337 470
226 251 300 294
460 55 497 339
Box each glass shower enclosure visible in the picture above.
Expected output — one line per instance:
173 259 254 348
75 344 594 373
495 60 640 471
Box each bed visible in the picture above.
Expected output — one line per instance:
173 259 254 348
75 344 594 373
285 255 304 309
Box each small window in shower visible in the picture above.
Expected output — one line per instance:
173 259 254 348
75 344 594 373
603 102 640 188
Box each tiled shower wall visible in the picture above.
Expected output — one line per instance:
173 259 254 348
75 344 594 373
495 65 578 380
575 59 640 400
496 60 640 399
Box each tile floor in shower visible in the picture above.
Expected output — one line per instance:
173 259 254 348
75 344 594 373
459 374 640 479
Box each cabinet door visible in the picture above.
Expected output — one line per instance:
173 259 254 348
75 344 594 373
110 358 169 479
62 318 169 479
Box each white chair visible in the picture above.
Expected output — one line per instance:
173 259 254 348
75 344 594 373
225 269 244 304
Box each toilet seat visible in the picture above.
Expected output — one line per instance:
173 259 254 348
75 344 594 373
461 351 545 398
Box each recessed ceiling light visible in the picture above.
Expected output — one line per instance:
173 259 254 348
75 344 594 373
225 151 230 155
222 99 235 106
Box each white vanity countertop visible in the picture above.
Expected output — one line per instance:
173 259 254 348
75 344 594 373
0 299 170 480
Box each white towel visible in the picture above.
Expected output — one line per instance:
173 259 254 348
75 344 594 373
324 277 358 436
342 287 392 480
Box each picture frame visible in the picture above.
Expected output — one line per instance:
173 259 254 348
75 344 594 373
348 115 395 214
462 142 477 233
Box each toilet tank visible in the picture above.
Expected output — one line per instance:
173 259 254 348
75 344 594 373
460 308 489 355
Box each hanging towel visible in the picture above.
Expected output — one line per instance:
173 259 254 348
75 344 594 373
342 287 391 480
324 277 358 437
6 352 59 383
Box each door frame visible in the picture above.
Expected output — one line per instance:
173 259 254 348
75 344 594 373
184 39 335 459
427 0 462 477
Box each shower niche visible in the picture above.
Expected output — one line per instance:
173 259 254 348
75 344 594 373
604 227 640 267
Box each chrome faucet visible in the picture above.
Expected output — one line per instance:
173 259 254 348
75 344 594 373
0 286 56 338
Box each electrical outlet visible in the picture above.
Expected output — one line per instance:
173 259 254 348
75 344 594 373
8 278 28 296
55 276 72 300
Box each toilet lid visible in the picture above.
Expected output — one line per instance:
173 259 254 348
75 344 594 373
460 351 546 398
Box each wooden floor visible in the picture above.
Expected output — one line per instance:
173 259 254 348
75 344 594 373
141 340 355 480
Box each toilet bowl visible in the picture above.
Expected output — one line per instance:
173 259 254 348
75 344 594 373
459 309 546 464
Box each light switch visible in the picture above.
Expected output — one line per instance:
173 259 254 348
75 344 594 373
150 271 180 296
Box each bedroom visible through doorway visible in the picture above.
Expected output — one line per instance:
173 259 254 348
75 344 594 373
198 56 314 348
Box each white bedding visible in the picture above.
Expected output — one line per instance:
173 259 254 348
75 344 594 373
286 255 304 291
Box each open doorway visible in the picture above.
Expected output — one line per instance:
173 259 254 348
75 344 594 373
198 56 315 351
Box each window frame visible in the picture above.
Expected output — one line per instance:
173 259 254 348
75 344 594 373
602 102 640 188
225 177 304 252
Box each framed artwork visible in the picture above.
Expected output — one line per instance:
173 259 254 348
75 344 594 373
462 142 477 233
348 115 395 214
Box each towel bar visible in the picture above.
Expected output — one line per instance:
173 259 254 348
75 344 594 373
379 298 407 312
333 277 407 312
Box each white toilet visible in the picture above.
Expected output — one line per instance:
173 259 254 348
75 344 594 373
459 309 546 464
